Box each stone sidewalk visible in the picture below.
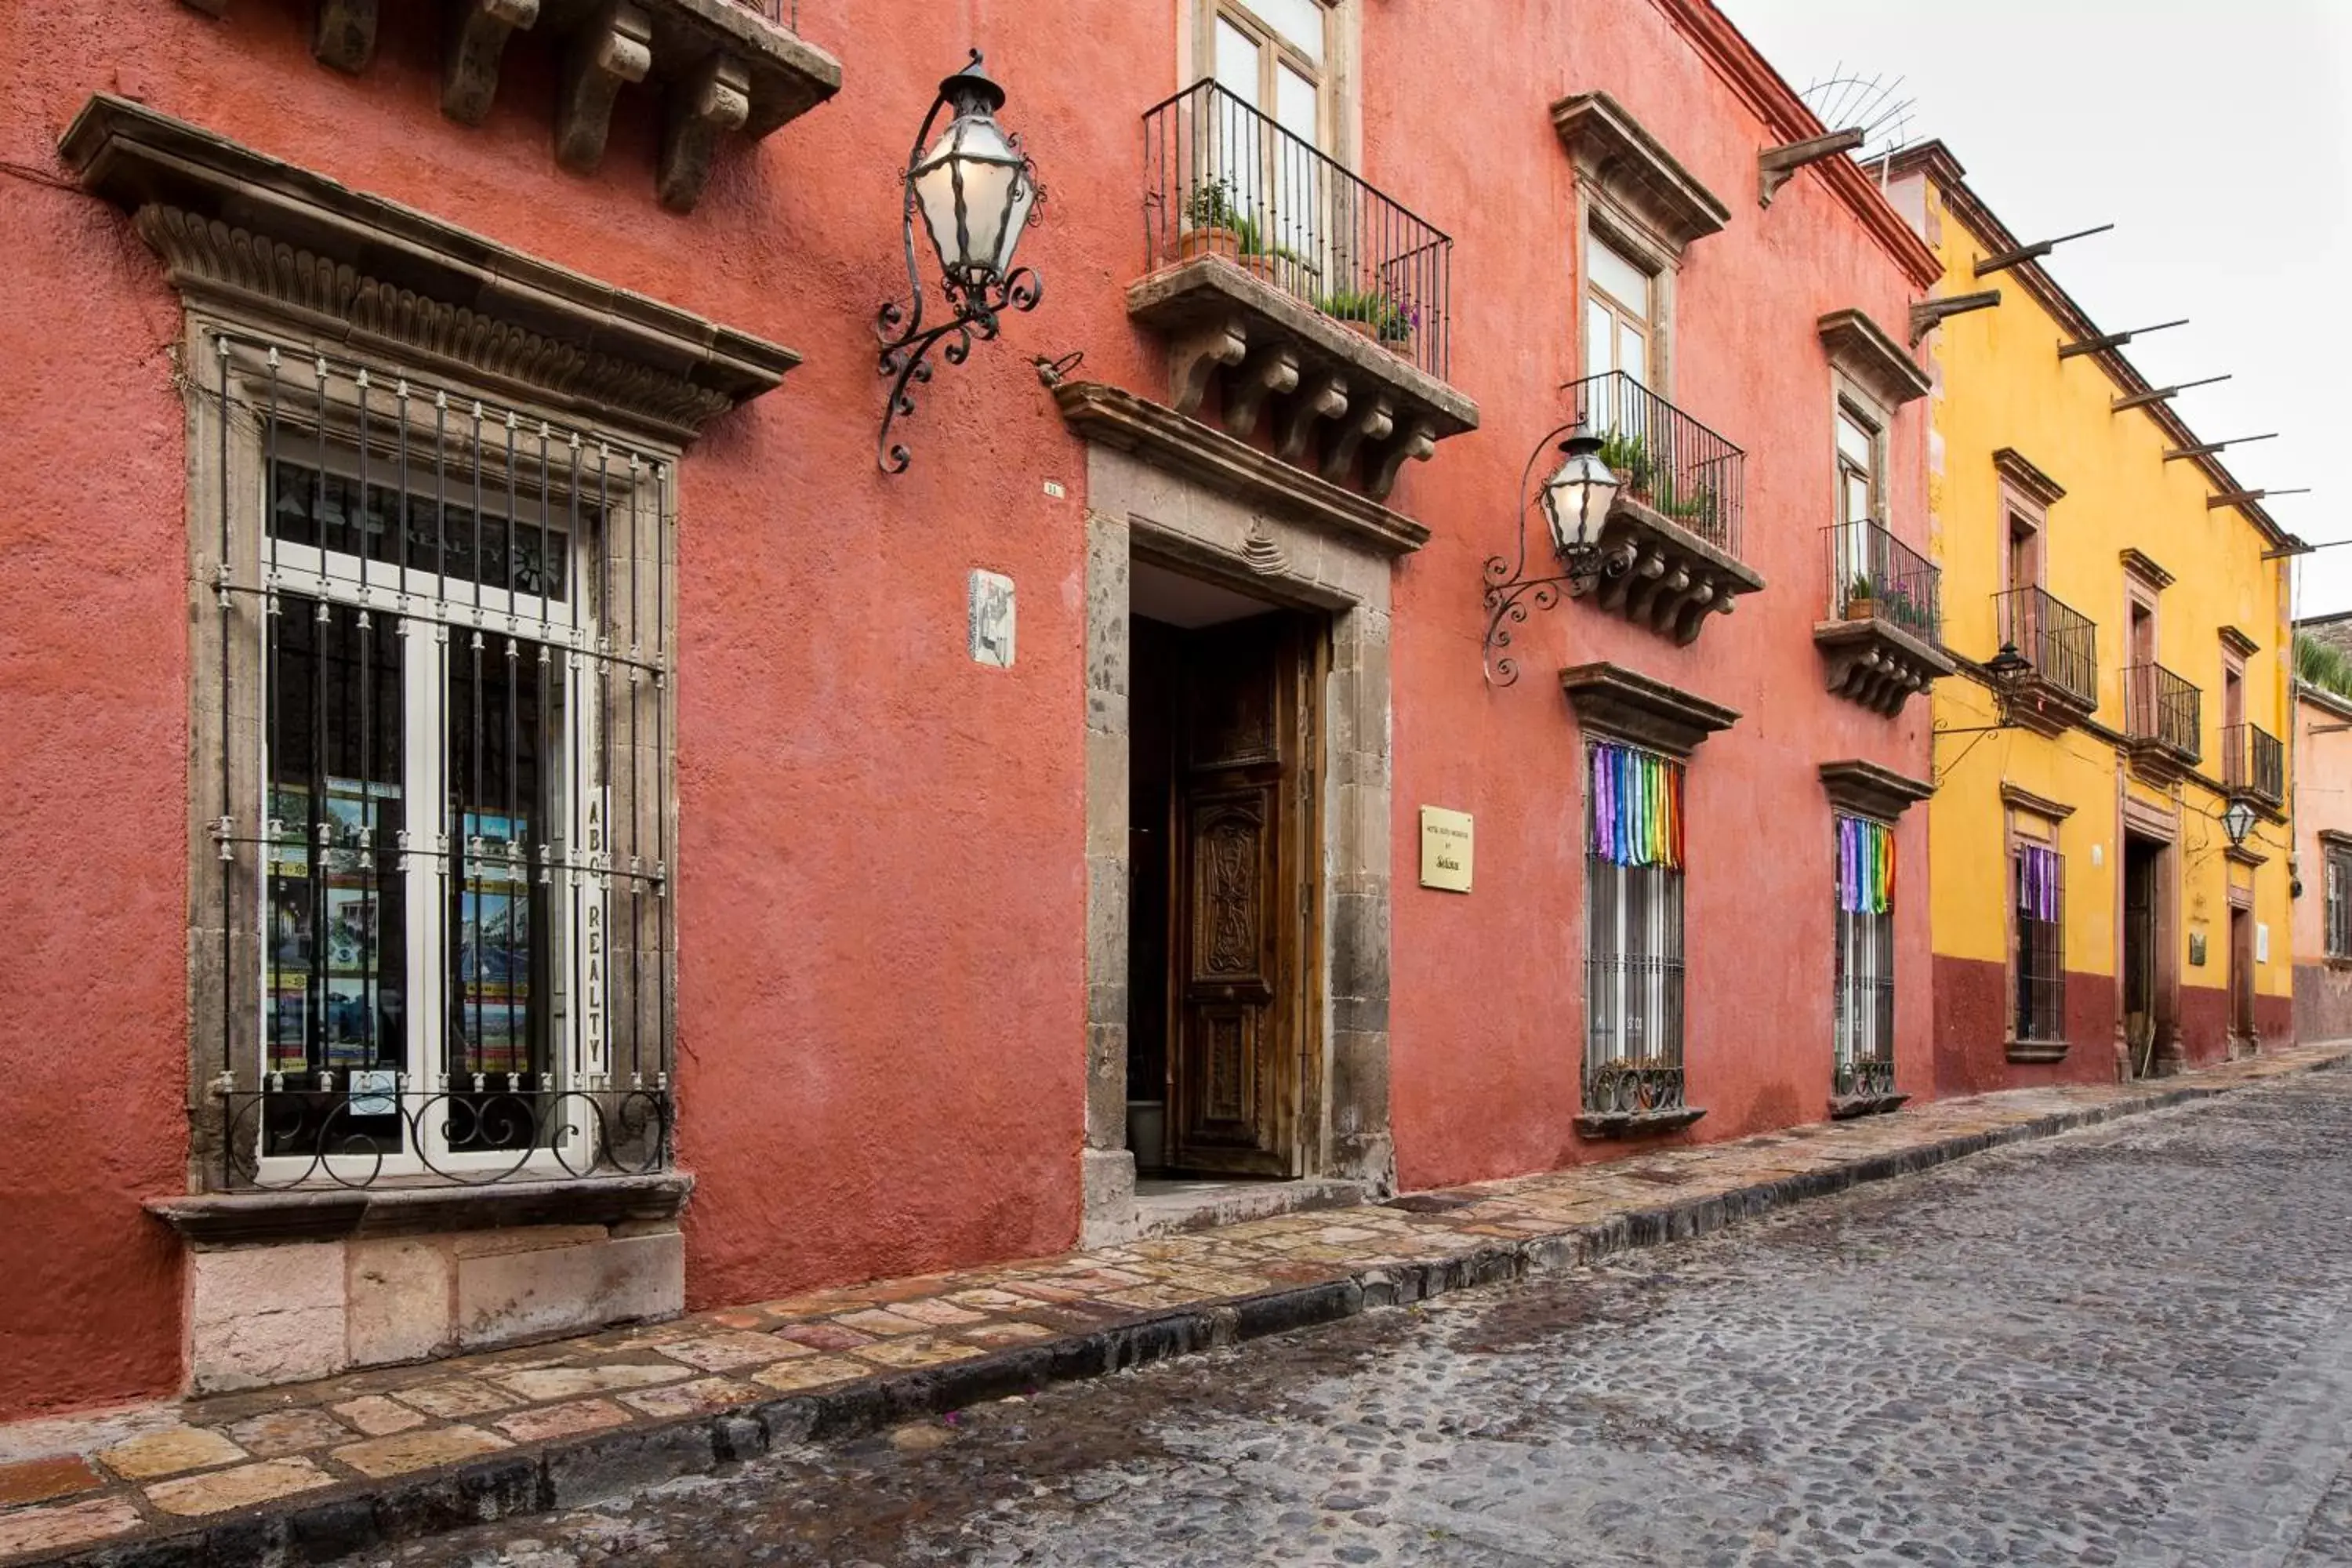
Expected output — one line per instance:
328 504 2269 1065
4 1044 2345 1567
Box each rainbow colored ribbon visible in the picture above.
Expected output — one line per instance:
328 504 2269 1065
1590 743 1682 869
1837 815 1894 914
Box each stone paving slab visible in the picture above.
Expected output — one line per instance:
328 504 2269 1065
2 1043 2343 1567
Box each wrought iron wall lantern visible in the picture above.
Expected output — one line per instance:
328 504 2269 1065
1482 423 1626 685
2222 797 2257 848
875 51 1044 474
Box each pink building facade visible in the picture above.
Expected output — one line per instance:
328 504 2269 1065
0 0 1940 1418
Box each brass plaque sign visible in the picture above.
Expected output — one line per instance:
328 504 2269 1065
1419 807 1473 893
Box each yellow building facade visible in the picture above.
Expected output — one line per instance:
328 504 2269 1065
1887 145 2297 1094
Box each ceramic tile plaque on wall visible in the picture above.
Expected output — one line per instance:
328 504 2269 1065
1420 807 1473 893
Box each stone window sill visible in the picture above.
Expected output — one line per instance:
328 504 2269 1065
1575 1107 1707 1139
2005 1039 2071 1065
1828 1092 1911 1120
147 1172 691 1247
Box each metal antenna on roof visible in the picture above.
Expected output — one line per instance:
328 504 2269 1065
1799 70 1919 185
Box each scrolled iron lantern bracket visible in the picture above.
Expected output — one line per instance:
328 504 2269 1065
1481 422 1632 686
875 50 1045 474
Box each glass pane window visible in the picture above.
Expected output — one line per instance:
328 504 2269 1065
1241 0 1325 60
1587 235 1651 315
1213 16 1261 105
2328 851 2352 960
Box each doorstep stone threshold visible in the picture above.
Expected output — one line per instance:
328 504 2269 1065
1129 1176 1369 1238
13 1044 2347 1568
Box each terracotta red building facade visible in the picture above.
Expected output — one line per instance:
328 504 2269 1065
0 0 1940 1417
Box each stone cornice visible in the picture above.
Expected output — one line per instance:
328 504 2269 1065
2219 624 2259 659
1559 662 1740 759
1993 447 2066 509
1642 0 1943 288
1819 760 1935 821
1887 139 2290 550
1052 380 1431 557
1550 90 1730 254
2120 548 2175 591
2000 782 2077 822
1818 309 1931 408
62 94 795 443
2225 844 2269 869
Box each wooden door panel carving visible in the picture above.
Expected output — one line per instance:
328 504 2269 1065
1169 612 1301 1178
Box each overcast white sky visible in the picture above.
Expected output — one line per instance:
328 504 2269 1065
1722 0 2352 616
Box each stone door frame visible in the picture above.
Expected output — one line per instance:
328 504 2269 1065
1078 441 1397 1246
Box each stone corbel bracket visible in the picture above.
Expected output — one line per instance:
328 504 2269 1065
1578 495 1765 646
1813 615 1956 717
62 93 800 445
1127 256 1478 503
182 0 843 214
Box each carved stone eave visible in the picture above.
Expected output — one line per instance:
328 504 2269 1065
1813 617 1955 717
1559 662 1740 760
1820 760 1936 821
62 94 795 444
2220 624 2259 659
1124 257 1477 503
2120 547 2175 591
2001 673 2096 739
1578 495 1765 646
2226 844 2268 869
1818 309 1930 408
1993 446 2066 507
1550 90 1729 254
1052 380 1431 558
179 0 841 212
2127 737 2199 788
1999 782 2077 822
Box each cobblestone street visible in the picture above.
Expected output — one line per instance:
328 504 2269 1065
343 1070 2352 1567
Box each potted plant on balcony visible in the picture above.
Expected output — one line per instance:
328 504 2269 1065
1178 176 1249 263
1597 430 1657 509
1844 571 1877 621
1315 287 1413 353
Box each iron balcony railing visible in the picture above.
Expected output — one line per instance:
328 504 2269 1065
1994 586 2098 710
2223 721 2285 804
1824 518 1940 644
1565 369 1745 558
735 0 799 26
2126 662 2201 760
1142 78 1454 380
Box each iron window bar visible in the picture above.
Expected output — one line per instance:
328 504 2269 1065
1582 744 1688 1117
1563 370 1746 560
2013 845 2066 1045
1824 517 1941 644
1993 585 2098 710
201 331 673 1190
2125 662 2202 762
2222 721 2285 805
1832 815 1896 1102
1141 78 1454 382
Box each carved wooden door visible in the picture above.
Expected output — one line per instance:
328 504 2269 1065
1169 615 1301 1178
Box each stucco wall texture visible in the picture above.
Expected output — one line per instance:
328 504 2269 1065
0 0 1940 1417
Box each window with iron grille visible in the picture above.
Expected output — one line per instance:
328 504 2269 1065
192 325 674 1189
1583 742 1686 1116
2328 846 2352 960
1833 815 1895 1099
2013 843 2065 1044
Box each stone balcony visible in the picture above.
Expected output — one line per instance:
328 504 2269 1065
1129 79 1479 501
1814 519 1955 717
180 0 843 212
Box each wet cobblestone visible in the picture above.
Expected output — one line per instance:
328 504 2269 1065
355 1072 2352 1566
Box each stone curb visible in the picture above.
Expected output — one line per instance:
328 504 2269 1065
46 1052 2347 1568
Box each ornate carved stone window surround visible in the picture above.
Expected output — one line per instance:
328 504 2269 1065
71 94 790 1391
64 95 793 1203
175 0 844 212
